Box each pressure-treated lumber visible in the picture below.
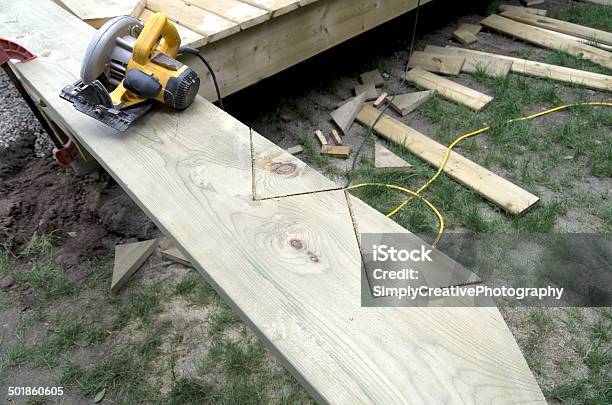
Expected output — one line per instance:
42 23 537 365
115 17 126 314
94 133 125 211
357 105 539 214
185 0 271 30
147 0 239 43
428 45 612 92
239 0 299 17
183 0 433 101
354 83 378 101
453 28 478 45
330 92 366 134
320 144 351 158
458 23 482 35
162 245 193 267
360 69 385 86
330 129 343 145
499 5 548 16
533 25 612 52
253 134 337 199
404 68 493 111
373 92 388 108
374 142 412 171
424 46 513 78
139 8 207 48
500 9 612 47
2 1 546 403
388 91 434 116
111 239 157 293
408 51 465 75
314 129 328 145
286 145 303 155
480 14 612 70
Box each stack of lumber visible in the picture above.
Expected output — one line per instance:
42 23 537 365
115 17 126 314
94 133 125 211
2 1 547 402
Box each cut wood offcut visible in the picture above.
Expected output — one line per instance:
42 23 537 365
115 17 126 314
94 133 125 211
111 239 158 293
388 91 435 116
330 92 367 134
404 67 493 111
357 105 539 214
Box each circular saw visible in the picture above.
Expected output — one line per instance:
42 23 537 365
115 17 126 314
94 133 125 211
60 12 200 131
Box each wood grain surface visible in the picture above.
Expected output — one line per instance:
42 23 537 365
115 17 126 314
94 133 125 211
0 1 546 403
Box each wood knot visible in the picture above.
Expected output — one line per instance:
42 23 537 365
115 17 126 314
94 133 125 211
289 239 304 250
308 251 320 263
266 161 298 176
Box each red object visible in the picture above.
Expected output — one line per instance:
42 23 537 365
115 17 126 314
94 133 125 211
53 138 80 166
1 38 77 166
0 37 37 64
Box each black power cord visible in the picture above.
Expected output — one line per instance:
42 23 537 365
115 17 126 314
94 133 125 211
344 0 422 188
178 47 224 110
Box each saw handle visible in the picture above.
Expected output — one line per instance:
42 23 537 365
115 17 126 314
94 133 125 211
133 12 180 65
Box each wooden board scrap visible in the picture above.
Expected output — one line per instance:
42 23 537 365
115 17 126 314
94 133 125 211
330 129 343 145
424 46 513 78
387 91 434 116
480 14 612 70
374 142 412 171
408 51 465 75
321 144 351 158
404 68 493 111
357 105 539 214
360 70 385 86
458 23 482 35
286 145 304 155
330 92 367 134
430 45 612 92
373 92 388 108
354 83 378 101
185 0 271 30
499 5 548 16
314 130 327 146
111 239 157 293
453 28 478 45
161 246 193 267
500 9 612 46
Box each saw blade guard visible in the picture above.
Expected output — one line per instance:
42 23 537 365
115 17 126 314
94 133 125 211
80 15 143 88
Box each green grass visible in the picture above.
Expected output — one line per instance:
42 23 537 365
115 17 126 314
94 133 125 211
175 271 218 306
21 232 61 257
112 284 163 329
15 263 77 299
552 3 612 32
545 311 611 404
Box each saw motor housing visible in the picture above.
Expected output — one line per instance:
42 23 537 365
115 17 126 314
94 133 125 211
60 12 200 131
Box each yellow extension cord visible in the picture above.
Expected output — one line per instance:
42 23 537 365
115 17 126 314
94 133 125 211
345 101 612 246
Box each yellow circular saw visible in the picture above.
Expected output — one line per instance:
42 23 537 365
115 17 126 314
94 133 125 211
60 12 200 131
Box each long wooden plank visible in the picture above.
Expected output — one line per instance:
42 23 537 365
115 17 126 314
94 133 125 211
147 0 239 43
426 45 612 92
2 1 546 403
404 67 494 111
185 0 271 30
500 9 612 46
184 0 434 101
408 51 465 75
357 105 539 214
533 25 612 52
139 8 207 48
480 14 612 70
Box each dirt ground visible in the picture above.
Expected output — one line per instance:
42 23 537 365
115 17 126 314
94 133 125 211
1 0 611 403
